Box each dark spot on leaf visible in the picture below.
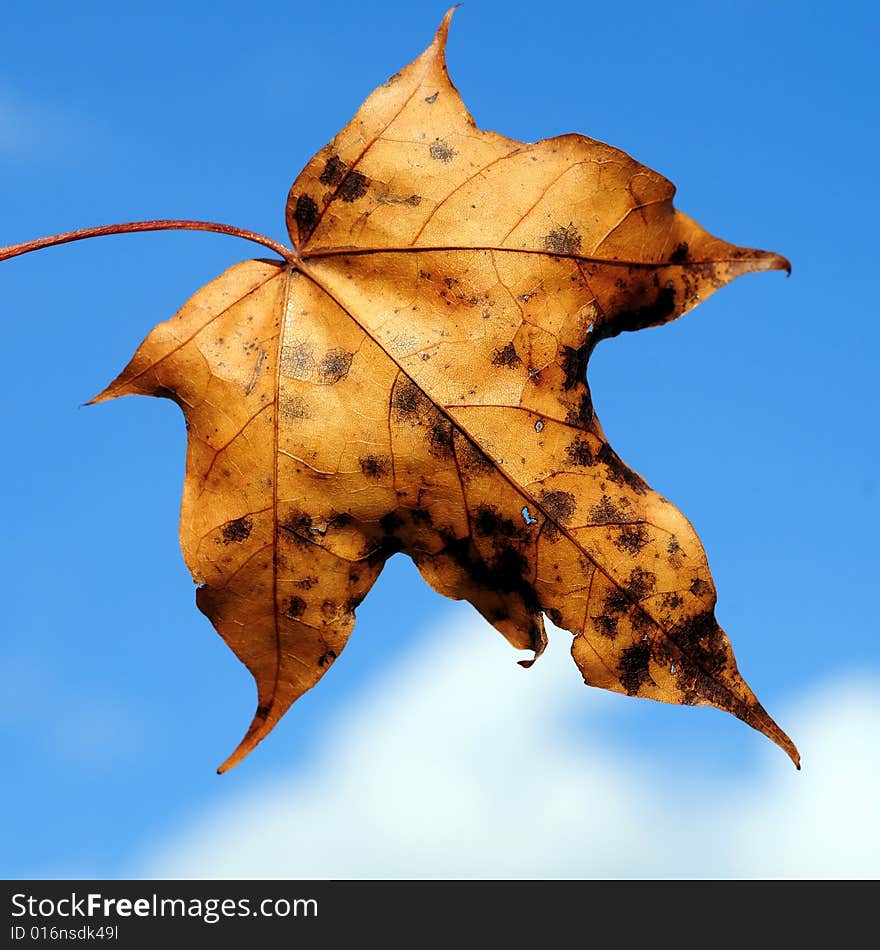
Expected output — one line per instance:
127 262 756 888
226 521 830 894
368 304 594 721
297 576 318 590
281 510 314 542
429 418 454 457
429 139 457 162
379 511 404 534
366 535 405 564
590 495 625 524
293 194 319 240
492 547 533 593
285 596 307 618
281 341 316 379
661 592 684 610
619 643 652 695
566 438 595 467
360 455 389 478
319 155 348 187
491 342 521 367
616 523 649 555
690 577 711 597
565 391 594 427
152 384 182 406
279 393 310 418
543 224 582 254
597 443 647 494
595 615 619 639
626 567 656 600
561 343 589 390
604 286 676 338
339 170 369 202
222 516 252 544
540 490 576 524
630 607 653 632
411 507 433 525
392 376 429 416
604 589 631 615
669 242 690 264
318 649 337 668
670 648 734 711
318 348 353 384
667 537 681 557
672 611 727 675
443 535 539 613
475 505 520 539
256 704 271 718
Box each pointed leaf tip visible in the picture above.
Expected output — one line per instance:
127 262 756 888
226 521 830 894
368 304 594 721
434 5 460 53
779 733 801 770
741 248 791 276
759 250 791 276
217 706 274 774
756 705 800 768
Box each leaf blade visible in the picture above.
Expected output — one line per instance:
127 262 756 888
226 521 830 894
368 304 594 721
83 9 796 768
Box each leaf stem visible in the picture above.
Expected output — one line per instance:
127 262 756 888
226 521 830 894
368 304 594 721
0 220 298 265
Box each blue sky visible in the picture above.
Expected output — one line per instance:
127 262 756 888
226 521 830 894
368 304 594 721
1 0 877 878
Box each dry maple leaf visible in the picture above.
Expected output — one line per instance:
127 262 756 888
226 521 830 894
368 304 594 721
0 10 798 772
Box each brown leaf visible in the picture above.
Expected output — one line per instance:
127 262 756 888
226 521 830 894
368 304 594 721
13 10 798 770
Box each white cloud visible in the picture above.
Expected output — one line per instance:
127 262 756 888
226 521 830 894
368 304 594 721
137 611 879 879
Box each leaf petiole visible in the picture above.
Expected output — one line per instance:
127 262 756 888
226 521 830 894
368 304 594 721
0 220 299 266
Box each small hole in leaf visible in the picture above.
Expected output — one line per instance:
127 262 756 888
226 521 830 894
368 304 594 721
521 506 538 526
670 663 676 674
534 420 544 432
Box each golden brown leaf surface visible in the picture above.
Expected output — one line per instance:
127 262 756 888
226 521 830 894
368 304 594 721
95 10 797 771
